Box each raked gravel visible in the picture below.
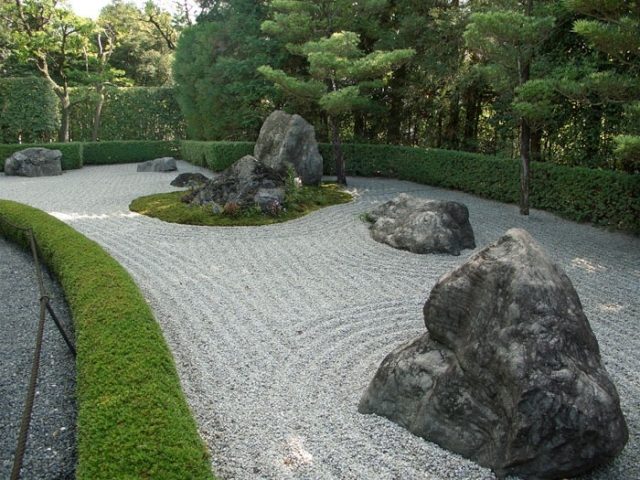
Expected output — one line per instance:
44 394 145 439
1 161 638 480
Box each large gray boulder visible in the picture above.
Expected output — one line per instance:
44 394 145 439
186 155 286 214
368 194 475 255
4 148 62 177
359 229 628 479
254 110 323 185
136 157 177 172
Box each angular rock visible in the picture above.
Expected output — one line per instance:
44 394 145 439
4 148 62 177
368 193 475 255
254 110 323 185
136 157 177 172
359 229 628 479
170 172 209 188
187 155 286 213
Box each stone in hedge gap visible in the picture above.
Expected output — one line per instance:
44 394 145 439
4 148 62 177
185 155 286 214
367 193 476 255
136 157 177 172
358 228 628 479
170 172 210 188
254 110 323 186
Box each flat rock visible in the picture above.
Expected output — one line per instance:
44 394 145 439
170 172 209 188
368 193 475 255
137 157 177 172
254 110 323 185
359 228 628 479
4 148 62 177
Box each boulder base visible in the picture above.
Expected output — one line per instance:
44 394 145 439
4 148 62 177
359 228 628 479
368 194 475 255
186 155 286 214
254 110 323 185
170 172 209 188
137 157 177 172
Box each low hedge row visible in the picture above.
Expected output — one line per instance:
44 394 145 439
83 140 179 165
180 140 254 170
320 144 639 233
0 201 214 480
0 142 84 171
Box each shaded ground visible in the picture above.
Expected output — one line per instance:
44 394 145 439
0 236 76 479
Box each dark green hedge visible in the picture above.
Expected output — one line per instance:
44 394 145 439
0 77 60 144
0 142 83 172
180 141 254 170
83 140 179 165
0 201 213 480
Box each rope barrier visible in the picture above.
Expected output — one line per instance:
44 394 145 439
0 214 76 480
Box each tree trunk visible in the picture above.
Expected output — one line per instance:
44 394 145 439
92 85 105 142
530 129 542 162
58 93 71 142
329 116 346 185
519 118 531 215
386 66 407 145
443 92 460 149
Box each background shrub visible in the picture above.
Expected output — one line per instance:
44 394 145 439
0 77 60 144
69 87 185 142
180 141 254 170
0 142 83 172
83 140 178 165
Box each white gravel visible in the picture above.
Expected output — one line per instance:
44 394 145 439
1 162 638 479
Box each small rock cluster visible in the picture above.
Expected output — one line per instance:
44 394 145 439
359 228 628 479
185 110 323 215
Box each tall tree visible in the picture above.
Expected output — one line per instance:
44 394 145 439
464 1 555 214
1 0 94 142
259 0 414 184
173 0 280 140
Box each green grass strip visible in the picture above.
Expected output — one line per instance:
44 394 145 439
0 200 214 480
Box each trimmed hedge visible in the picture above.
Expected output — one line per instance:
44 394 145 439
83 140 179 165
180 140 254 170
0 142 84 172
0 201 214 480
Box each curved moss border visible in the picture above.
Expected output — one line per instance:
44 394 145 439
0 200 213 480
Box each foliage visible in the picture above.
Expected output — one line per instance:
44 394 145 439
0 77 60 143
69 86 185 141
180 140 254 170
97 0 177 86
0 142 83 172
129 184 352 226
614 135 640 173
173 1 278 140
0 0 95 141
0 200 213 480
83 140 179 165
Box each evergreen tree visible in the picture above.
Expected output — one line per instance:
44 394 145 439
173 0 279 140
464 1 555 214
259 0 413 184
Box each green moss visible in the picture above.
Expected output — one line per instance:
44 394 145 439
129 184 352 226
0 200 214 480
